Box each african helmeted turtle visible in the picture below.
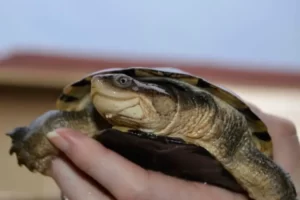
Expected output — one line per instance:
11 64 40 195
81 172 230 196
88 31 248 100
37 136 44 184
7 67 297 200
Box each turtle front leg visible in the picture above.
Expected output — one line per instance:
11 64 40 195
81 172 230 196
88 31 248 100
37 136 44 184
7 126 59 175
6 109 102 175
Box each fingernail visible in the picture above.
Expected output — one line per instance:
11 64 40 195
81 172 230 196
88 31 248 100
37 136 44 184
46 130 69 151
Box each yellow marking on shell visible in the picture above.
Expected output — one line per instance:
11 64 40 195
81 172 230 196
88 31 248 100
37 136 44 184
135 69 197 84
177 77 198 85
73 87 90 98
156 71 165 76
112 126 132 132
248 121 268 132
56 95 91 111
64 86 73 94
252 136 273 158
208 89 247 109
57 76 93 111
134 69 158 77
56 101 69 110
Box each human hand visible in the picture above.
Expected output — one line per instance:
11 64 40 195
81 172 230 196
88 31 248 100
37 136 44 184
47 105 300 200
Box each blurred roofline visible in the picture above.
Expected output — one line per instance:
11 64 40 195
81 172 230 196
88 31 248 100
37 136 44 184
1 49 300 88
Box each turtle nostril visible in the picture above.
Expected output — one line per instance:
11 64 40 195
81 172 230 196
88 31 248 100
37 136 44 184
6 127 29 143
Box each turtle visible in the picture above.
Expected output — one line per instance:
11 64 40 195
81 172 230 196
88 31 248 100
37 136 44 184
6 67 296 200
56 67 273 158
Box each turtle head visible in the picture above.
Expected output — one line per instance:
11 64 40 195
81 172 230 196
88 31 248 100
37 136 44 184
90 73 178 133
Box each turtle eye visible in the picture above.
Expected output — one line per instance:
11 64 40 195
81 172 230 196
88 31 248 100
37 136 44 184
114 75 132 88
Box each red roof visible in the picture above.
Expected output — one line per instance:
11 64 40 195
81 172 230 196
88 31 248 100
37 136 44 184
1 50 300 88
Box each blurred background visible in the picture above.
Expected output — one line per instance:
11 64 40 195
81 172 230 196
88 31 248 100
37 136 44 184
0 1 299 199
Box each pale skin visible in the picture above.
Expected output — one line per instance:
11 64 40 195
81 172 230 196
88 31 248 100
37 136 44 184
47 104 300 200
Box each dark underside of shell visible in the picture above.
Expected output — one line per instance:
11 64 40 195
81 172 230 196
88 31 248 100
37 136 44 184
95 129 247 195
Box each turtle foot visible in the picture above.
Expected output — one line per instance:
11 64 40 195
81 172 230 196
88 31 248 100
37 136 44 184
7 126 58 175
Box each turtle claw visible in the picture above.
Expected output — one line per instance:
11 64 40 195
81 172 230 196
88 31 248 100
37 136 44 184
17 159 23 166
7 127 28 156
9 146 17 155
6 127 28 142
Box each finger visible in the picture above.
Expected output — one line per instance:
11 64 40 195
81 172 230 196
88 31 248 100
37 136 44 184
50 157 115 200
248 103 300 171
256 112 300 193
140 170 247 200
260 113 299 168
47 128 150 200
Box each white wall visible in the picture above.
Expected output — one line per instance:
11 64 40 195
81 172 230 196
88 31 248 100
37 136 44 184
0 0 299 70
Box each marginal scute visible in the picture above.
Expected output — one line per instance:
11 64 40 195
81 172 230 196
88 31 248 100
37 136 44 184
196 79 213 88
71 77 91 87
58 94 79 102
253 131 271 142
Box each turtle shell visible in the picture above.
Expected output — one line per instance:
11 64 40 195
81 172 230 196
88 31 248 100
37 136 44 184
56 67 272 157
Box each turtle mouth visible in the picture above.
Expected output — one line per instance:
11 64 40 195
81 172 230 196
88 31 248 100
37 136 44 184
92 91 143 119
91 78 144 120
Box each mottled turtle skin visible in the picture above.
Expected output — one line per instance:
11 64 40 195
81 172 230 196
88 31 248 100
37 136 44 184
7 67 296 200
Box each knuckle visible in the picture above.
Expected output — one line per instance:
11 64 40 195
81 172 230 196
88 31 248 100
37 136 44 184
277 118 297 136
260 111 298 137
118 172 151 200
